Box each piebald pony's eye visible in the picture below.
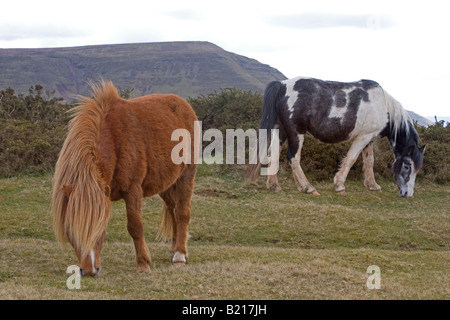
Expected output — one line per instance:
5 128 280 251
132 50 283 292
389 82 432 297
403 159 412 172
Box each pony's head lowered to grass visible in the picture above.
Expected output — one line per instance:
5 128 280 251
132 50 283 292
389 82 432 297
390 122 426 197
51 82 114 276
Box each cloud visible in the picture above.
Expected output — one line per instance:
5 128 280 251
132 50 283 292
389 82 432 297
162 9 205 21
0 22 91 41
267 13 396 30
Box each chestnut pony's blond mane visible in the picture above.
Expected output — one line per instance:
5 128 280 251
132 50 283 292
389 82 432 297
52 81 117 259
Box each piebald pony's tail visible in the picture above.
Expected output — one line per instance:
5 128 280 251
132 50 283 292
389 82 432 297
246 81 283 182
52 81 117 260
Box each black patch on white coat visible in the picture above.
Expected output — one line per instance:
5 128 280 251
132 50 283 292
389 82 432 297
285 78 379 144
334 90 347 108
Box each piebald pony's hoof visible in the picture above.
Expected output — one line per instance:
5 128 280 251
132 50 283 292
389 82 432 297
336 190 347 196
267 184 282 192
308 190 320 196
367 185 382 191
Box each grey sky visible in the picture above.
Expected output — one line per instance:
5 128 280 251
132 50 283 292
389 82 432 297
1 0 449 117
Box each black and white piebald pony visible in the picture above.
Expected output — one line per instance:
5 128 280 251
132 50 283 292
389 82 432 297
247 77 425 197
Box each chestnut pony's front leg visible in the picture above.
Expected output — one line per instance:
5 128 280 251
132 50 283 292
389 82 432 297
124 185 151 273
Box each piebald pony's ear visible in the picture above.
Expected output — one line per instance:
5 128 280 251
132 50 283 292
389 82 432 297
419 145 426 154
62 184 72 198
407 146 414 156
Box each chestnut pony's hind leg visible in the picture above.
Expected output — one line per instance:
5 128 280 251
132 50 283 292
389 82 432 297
159 165 196 265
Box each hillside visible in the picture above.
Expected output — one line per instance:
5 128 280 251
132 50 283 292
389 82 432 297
0 41 286 100
0 41 433 125
409 111 434 127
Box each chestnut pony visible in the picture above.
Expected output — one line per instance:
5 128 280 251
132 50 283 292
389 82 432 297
52 81 198 276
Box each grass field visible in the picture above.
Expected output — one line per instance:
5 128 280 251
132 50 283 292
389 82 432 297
0 164 449 300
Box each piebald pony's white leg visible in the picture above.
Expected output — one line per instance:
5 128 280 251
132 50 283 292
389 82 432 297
266 174 282 192
334 134 376 194
362 141 381 191
290 134 319 195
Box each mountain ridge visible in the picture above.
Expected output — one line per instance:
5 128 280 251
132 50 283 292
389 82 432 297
0 41 433 125
0 41 286 100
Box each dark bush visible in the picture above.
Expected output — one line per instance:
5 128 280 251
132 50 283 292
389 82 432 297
0 85 448 184
0 86 71 177
189 88 449 184
188 87 263 132
415 121 450 184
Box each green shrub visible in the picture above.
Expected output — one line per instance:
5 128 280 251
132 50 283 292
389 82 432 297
416 121 450 184
0 85 448 184
188 87 262 132
0 119 67 176
0 85 71 177
0 85 69 124
189 88 449 184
